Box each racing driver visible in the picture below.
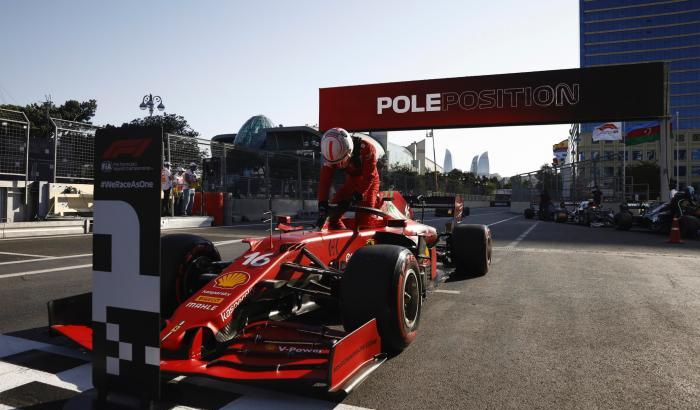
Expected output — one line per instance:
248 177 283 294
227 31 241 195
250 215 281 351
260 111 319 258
317 127 379 229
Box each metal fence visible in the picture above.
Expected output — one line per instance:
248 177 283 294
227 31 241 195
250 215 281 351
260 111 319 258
0 109 29 179
511 158 654 205
51 118 100 182
163 133 322 200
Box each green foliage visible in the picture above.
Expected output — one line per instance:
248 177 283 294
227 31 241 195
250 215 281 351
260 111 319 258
627 161 660 198
116 113 199 137
0 99 97 138
381 167 508 195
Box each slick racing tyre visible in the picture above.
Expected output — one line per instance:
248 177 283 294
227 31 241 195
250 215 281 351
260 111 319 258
341 245 421 354
450 224 492 278
161 234 221 318
679 215 700 239
524 208 535 219
614 212 633 231
463 206 470 217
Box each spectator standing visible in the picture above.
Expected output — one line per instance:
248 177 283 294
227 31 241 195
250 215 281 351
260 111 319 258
173 167 186 216
184 162 200 216
161 162 174 216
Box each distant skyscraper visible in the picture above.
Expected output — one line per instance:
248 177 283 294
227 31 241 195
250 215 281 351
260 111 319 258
443 149 453 173
470 155 478 174
477 151 490 176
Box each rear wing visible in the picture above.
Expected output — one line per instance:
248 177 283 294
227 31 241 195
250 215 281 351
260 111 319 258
405 194 466 222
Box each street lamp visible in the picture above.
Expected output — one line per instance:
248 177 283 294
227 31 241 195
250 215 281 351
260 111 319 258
139 94 165 117
426 129 438 192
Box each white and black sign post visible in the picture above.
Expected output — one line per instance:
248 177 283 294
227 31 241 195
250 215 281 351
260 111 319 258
92 126 162 408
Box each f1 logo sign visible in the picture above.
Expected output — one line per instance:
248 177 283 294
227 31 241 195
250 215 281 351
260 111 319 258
102 138 152 159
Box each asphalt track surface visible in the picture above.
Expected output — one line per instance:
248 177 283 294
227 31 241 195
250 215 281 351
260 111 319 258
1 207 699 409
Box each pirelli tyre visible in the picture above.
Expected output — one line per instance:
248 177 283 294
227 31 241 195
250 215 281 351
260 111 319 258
161 234 221 318
341 245 421 354
524 208 535 219
679 215 700 239
463 206 470 217
450 224 492 278
614 212 633 231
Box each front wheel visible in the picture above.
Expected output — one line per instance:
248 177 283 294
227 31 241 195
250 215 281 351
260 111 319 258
679 215 700 239
161 234 221 318
341 245 421 354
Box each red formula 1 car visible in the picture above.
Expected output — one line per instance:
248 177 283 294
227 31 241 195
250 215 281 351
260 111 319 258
49 191 492 393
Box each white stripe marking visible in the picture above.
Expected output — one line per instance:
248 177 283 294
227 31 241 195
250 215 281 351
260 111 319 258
0 264 92 279
212 239 245 246
434 289 461 294
506 222 540 248
0 253 91 266
0 233 88 241
0 251 50 258
487 215 521 226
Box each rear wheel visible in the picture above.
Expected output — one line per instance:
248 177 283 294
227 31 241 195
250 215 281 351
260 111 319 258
679 215 700 239
450 224 491 278
161 234 221 318
524 208 534 219
614 212 633 231
341 245 421 354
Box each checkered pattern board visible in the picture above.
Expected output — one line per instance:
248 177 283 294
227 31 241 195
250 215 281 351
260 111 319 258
0 334 369 410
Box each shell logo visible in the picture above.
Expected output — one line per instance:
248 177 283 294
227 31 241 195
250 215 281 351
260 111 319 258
215 272 249 289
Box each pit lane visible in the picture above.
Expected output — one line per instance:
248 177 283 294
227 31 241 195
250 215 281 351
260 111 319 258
1 207 699 409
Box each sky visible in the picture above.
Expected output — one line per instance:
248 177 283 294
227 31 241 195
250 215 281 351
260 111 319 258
0 0 579 176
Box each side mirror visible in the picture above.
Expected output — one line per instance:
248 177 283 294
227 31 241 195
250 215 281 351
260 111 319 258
277 215 292 224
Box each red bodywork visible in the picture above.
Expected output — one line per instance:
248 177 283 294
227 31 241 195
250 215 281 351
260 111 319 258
52 191 438 392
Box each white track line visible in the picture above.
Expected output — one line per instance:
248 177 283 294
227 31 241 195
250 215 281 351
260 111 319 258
0 253 91 266
212 239 245 246
0 264 92 279
505 222 540 248
0 251 51 258
434 289 461 295
487 215 520 226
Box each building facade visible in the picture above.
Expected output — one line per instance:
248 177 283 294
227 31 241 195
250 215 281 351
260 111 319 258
444 149 453 173
470 155 479 174
477 151 490 176
577 0 700 193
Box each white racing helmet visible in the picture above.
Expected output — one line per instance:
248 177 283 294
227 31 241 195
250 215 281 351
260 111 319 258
321 128 353 167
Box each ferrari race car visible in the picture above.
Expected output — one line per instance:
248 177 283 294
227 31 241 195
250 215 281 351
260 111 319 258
48 191 492 393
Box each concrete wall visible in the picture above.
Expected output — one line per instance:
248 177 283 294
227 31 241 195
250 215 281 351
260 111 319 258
229 198 317 222
510 201 531 214
0 220 88 238
464 201 490 208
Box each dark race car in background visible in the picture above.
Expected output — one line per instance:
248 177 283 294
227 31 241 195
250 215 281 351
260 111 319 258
615 190 700 238
48 191 492 393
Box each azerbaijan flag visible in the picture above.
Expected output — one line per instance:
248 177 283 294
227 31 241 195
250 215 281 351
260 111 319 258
625 122 660 146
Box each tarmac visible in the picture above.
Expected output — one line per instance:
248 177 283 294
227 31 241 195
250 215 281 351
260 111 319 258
0 208 699 409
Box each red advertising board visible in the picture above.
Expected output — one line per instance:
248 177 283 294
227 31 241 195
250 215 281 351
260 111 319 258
319 63 665 132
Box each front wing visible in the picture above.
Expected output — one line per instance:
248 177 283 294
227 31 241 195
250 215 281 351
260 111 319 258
50 294 384 393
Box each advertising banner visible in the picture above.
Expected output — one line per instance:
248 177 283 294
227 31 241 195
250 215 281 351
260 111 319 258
592 122 622 141
553 139 568 161
92 126 161 404
319 63 665 131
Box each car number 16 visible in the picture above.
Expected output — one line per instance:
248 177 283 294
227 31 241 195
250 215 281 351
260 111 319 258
242 252 273 267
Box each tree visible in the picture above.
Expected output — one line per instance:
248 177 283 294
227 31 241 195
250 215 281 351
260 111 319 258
626 161 660 200
0 99 97 138
117 113 199 138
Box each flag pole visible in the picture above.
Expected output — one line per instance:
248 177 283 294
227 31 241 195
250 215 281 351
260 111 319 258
675 111 679 191
622 122 626 201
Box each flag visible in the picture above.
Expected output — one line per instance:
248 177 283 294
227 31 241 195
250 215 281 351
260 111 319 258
592 122 622 141
553 139 568 161
625 122 660 146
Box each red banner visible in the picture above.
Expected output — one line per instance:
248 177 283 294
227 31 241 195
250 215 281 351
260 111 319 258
319 63 665 132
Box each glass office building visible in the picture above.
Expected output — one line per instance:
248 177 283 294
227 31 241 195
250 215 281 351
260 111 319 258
578 0 700 190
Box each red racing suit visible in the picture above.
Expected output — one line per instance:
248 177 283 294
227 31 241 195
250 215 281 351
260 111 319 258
318 136 380 227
